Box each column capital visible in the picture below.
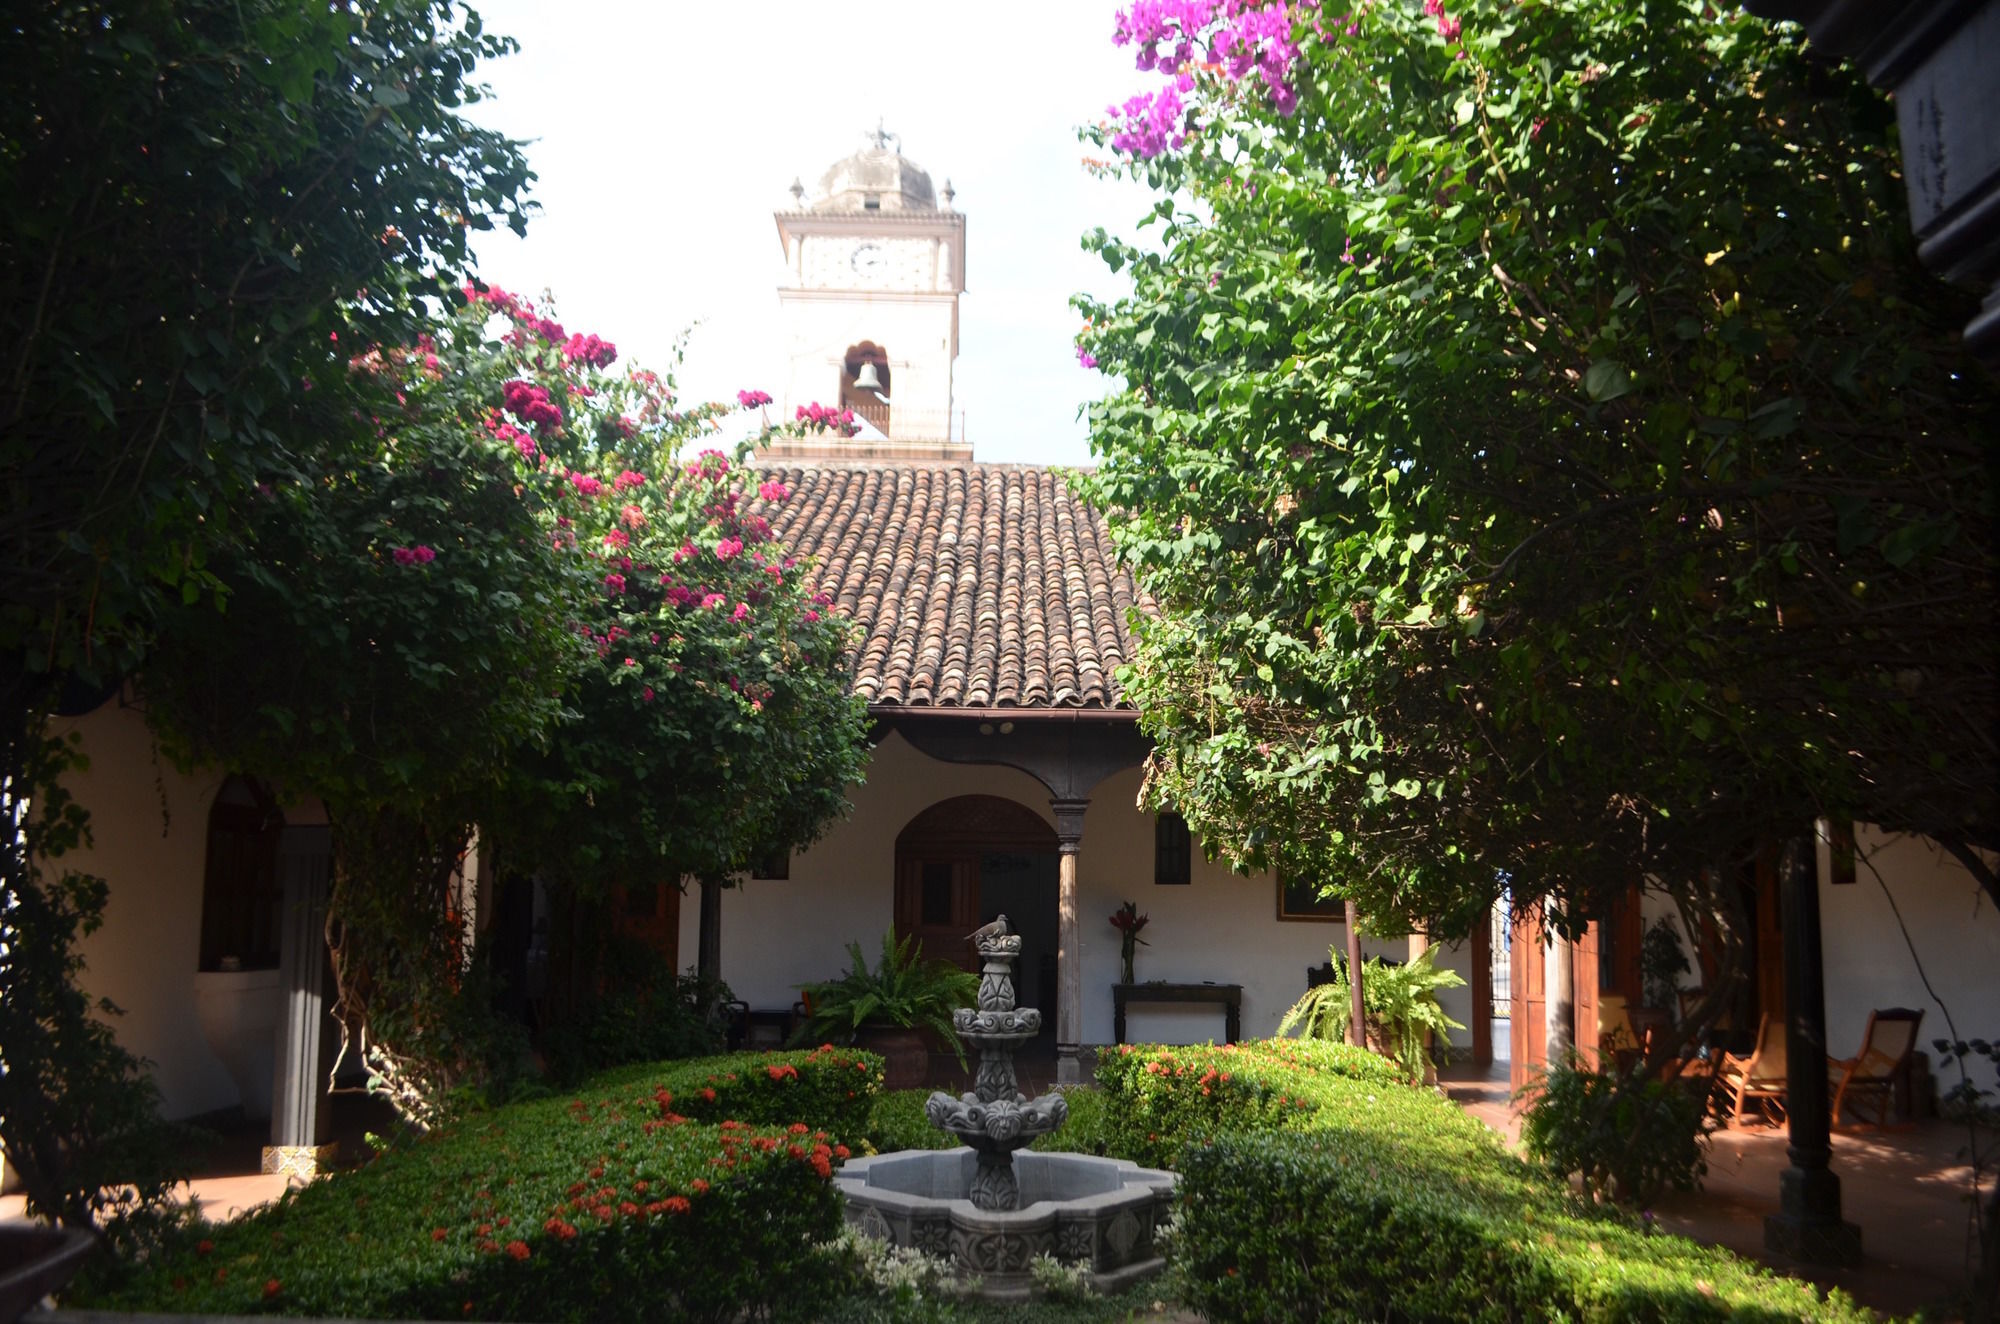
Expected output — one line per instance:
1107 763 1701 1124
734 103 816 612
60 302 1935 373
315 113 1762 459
1049 798 1089 849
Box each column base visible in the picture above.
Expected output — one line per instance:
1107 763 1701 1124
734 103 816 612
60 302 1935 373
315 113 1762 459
261 1143 338 1182
1763 1212 1862 1267
1056 1045 1083 1085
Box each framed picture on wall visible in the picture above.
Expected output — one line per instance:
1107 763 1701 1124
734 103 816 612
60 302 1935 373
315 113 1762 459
1277 873 1345 922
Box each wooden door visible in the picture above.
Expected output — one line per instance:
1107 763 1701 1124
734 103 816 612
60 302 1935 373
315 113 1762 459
1572 921 1600 1070
615 881 681 963
895 856 979 969
1510 911 1547 1092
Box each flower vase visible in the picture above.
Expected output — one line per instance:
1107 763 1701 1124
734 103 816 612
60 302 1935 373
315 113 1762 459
1120 944 1136 986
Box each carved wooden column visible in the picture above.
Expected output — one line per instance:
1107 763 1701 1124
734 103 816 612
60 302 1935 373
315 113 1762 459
697 875 723 988
1051 799 1089 1084
1765 836 1863 1265
264 826 334 1181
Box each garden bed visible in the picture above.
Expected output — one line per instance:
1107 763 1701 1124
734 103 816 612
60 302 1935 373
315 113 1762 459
75 1048 881 1323
1101 1040 1875 1323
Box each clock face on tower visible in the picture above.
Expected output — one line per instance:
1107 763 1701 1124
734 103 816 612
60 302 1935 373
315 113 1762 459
850 243 885 278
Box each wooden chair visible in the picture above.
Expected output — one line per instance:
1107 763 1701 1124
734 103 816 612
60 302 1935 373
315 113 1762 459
1718 1014 1788 1127
1830 1007 1925 1128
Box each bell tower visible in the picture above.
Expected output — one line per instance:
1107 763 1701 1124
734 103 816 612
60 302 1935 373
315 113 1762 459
767 125 969 461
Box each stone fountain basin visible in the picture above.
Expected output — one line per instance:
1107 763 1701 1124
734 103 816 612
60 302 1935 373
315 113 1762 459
836 1149 1177 1298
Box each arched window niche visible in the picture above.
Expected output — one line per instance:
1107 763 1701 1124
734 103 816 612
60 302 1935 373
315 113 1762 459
198 776 286 971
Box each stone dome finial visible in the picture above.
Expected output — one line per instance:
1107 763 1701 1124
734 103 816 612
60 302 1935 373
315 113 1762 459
809 124 939 214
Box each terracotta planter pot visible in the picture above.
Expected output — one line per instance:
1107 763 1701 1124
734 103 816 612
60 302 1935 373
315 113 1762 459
1 1225 96 1323
854 1026 930 1091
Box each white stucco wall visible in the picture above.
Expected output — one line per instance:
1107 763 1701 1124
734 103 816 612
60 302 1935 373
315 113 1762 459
46 700 236 1120
1820 825 2000 1062
681 734 1476 1049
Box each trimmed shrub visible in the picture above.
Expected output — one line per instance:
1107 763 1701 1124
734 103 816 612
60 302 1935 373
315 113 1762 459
1030 1085 1110 1157
866 1088 960 1154
80 1048 881 1322
1521 1057 1712 1206
1093 1038 1398 1168
1102 1040 1871 1323
589 1044 882 1144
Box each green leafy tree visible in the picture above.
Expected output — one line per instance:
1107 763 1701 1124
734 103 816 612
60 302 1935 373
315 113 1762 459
1 0 531 1221
142 291 868 1120
1076 1 1997 962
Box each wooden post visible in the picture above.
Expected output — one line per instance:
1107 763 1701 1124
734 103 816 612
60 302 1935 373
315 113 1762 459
1051 799 1089 1084
1345 899 1366 1048
697 875 723 988
1765 835 1862 1265
1546 926 1575 1059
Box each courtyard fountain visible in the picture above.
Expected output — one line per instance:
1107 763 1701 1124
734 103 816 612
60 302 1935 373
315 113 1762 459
833 916 1176 1297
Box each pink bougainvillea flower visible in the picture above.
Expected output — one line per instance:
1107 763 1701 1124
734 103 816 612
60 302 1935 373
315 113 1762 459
604 573 626 593
570 473 604 498
393 547 417 566
621 503 645 529
614 469 647 490
701 592 727 609
414 545 435 564
757 479 790 502
731 603 751 622
714 537 743 561
736 388 773 409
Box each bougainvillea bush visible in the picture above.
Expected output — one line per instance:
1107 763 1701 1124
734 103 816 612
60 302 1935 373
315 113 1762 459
78 1049 881 1322
142 283 870 1122
1078 1 1996 949
1101 1040 1870 1322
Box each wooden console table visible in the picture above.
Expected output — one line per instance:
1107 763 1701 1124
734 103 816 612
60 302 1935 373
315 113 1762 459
1112 981 1243 1045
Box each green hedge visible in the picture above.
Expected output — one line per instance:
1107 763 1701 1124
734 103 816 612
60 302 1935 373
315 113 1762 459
81 1048 882 1323
1103 1041 1871 1323
1093 1037 1399 1168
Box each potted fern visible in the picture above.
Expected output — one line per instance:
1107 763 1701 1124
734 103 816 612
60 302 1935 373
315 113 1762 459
1278 947 1466 1084
791 932 979 1090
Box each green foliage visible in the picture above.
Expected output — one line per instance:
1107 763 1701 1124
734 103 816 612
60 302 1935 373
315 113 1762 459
793 933 980 1068
77 1049 881 1322
2 0 532 692
1641 920 1692 1013
140 289 867 1123
542 937 726 1087
866 1089 961 1155
1093 1039 1398 1169
2 0 533 1233
1277 947 1465 1083
0 733 200 1234
1520 1056 1711 1206
1077 0 1999 942
1029 1087 1112 1157
1096 1040 1868 1322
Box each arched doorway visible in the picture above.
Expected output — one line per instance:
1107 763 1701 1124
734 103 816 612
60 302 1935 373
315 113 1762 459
895 795 1060 1022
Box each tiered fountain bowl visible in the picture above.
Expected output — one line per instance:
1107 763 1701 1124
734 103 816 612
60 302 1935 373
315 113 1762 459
833 917 1176 1298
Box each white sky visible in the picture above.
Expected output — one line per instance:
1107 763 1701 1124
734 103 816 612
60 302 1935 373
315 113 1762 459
463 1 1159 466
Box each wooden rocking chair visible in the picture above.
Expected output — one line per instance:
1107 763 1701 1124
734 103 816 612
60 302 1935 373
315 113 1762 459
1830 1007 1925 1129
1718 1014 1788 1127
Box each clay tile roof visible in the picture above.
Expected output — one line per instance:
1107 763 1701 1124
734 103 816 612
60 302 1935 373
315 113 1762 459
752 464 1139 710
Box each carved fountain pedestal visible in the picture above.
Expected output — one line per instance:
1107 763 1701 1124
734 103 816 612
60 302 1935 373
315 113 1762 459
833 917 1176 1298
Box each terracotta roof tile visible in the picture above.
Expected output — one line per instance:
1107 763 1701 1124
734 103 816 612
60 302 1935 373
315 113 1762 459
753 464 1137 710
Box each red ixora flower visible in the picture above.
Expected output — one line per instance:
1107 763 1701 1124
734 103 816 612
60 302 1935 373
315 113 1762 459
263 1279 283 1299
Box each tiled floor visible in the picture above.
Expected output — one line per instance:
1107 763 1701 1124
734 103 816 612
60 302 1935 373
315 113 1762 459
1439 1058 1997 1319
